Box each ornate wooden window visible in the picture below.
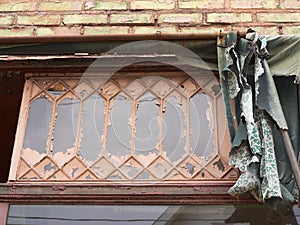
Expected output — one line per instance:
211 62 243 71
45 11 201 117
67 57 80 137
9 70 237 183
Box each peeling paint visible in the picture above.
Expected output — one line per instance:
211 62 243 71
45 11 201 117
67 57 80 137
124 80 146 99
22 148 46 166
186 162 195 175
213 159 225 172
102 80 120 99
136 152 157 165
52 147 75 167
14 76 230 182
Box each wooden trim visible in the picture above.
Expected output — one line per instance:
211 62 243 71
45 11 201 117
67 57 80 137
0 182 257 205
8 80 32 181
0 203 9 224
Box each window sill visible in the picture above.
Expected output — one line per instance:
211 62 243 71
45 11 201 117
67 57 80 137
0 182 257 205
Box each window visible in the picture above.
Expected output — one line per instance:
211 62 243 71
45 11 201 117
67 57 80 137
10 70 237 183
7 204 300 225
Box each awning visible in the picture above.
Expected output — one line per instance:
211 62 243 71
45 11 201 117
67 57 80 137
0 34 299 78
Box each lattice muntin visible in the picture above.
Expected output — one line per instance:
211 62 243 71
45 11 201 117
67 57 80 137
15 75 238 182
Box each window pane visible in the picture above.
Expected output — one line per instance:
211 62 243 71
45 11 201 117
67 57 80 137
135 92 159 155
23 96 52 154
163 95 186 162
52 98 80 154
8 205 299 225
106 94 132 157
7 205 168 225
190 93 214 158
79 94 105 162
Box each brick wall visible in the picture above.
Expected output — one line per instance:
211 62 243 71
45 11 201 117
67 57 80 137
0 0 299 37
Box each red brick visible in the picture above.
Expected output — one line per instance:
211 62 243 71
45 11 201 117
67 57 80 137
17 14 61 25
0 27 33 36
179 0 224 9
63 14 107 25
0 15 14 25
36 27 81 36
131 0 175 10
257 13 300 22
84 1 127 10
207 13 252 23
0 2 37 12
39 1 82 11
230 0 277 8
159 13 202 24
110 13 154 24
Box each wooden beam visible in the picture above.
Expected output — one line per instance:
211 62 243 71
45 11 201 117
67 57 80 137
0 203 9 224
0 183 257 205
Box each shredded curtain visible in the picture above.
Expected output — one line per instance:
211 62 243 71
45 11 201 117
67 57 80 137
217 31 299 208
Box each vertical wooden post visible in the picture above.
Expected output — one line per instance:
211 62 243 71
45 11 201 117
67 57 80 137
0 203 9 225
281 130 300 189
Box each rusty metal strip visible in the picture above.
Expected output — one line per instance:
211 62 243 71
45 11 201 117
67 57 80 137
0 32 247 44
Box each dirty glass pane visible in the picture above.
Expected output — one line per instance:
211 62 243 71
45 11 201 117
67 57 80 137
135 92 159 155
120 158 143 179
23 96 53 153
163 96 186 162
52 98 80 154
8 205 300 225
190 94 214 157
7 205 168 225
79 94 105 162
106 94 132 156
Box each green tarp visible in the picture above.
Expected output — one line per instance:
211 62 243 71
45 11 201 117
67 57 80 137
0 35 299 78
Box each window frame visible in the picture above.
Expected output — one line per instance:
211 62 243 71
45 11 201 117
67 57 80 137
9 67 235 183
0 59 257 210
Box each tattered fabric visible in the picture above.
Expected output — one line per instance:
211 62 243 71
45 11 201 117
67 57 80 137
217 31 298 207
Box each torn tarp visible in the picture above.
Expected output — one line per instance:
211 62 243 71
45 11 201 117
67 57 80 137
218 31 298 207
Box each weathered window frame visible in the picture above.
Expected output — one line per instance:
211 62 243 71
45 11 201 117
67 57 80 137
0 61 258 220
9 66 238 183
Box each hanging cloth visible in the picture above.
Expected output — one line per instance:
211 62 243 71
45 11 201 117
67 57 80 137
217 31 298 207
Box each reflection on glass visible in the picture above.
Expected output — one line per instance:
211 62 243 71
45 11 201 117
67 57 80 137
135 92 159 155
52 98 80 154
190 94 214 157
106 94 132 156
23 96 53 153
7 205 168 225
79 94 105 161
8 204 299 225
163 96 186 162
